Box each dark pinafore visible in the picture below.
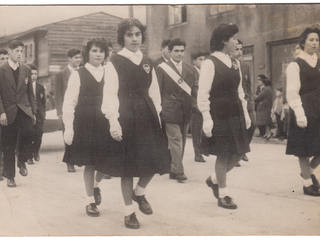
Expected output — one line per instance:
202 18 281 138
97 54 171 177
201 56 250 156
63 67 108 166
286 58 320 157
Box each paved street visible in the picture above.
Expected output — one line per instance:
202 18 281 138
0 131 319 236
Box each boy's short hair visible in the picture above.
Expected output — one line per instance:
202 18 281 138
8 40 24 50
0 48 8 55
191 52 205 61
168 38 186 51
67 48 81 58
27 63 38 71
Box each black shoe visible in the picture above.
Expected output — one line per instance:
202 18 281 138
132 192 153 215
124 212 140 229
303 185 320 196
94 187 101 206
169 173 176 179
17 162 28 176
218 196 238 209
34 152 40 161
195 156 206 162
7 178 16 188
206 177 219 199
241 154 249 162
311 174 320 189
27 158 34 165
67 163 76 172
176 173 187 182
86 203 100 217
235 162 241 167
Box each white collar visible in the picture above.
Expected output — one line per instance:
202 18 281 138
68 64 79 72
85 62 103 71
8 59 19 70
212 51 230 59
170 58 182 66
298 51 318 67
118 47 143 65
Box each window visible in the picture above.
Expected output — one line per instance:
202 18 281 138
209 5 235 15
23 42 34 63
168 5 187 25
242 45 254 61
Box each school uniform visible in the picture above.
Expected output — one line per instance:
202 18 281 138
156 58 198 175
286 51 320 157
98 48 170 177
0 60 36 179
28 82 46 159
62 63 108 166
198 52 250 156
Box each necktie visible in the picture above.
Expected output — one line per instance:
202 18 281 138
177 63 182 75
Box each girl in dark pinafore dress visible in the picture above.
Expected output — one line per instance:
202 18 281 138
99 19 170 229
286 27 320 197
198 24 251 209
62 38 110 217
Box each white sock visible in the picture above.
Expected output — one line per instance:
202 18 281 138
94 179 99 188
211 173 218 184
134 184 146 196
124 204 134 217
310 167 315 175
219 187 228 198
303 178 313 187
87 196 94 205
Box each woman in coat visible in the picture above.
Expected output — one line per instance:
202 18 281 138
198 23 251 210
254 75 274 140
286 27 320 196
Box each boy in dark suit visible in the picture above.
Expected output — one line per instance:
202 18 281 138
154 39 171 66
27 64 45 165
156 38 198 182
0 40 37 187
55 48 81 172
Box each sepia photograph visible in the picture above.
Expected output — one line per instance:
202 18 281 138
0 2 319 237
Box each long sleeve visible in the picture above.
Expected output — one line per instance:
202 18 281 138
236 59 249 120
62 71 80 130
197 59 215 115
55 71 64 117
149 68 162 117
101 62 120 124
286 62 305 118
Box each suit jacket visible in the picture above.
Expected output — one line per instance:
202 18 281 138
156 60 198 124
153 56 167 67
55 67 71 117
35 83 46 121
0 62 36 124
239 60 254 112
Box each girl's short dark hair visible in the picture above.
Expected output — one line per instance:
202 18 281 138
117 18 146 47
82 38 109 64
209 23 239 52
299 27 320 51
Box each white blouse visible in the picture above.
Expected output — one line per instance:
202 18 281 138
286 51 318 118
197 51 248 120
62 63 104 130
101 47 162 125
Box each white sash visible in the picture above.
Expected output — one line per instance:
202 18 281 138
158 62 191 96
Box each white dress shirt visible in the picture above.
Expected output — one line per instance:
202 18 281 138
32 81 36 100
62 63 104 130
171 58 182 75
67 64 79 73
197 51 248 121
8 59 19 70
101 47 162 125
286 51 318 118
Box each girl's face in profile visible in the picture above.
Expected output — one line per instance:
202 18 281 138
88 45 105 67
224 34 238 54
124 26 142 53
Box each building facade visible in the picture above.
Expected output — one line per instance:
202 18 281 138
146 4 320 94
0 12 126 94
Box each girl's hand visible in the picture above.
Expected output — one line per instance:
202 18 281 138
64 128 74 145
110 120 122 142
